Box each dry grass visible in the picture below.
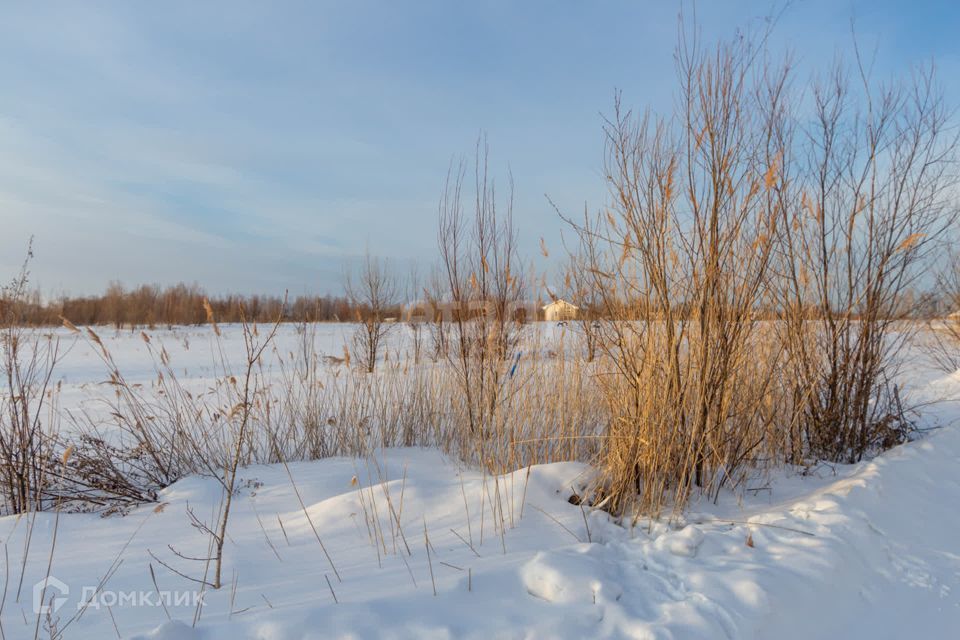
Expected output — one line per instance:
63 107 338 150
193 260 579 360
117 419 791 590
48 319 603 516
0 242 64 516
561 23 956 517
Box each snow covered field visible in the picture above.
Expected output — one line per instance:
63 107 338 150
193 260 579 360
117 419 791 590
2 325 959 639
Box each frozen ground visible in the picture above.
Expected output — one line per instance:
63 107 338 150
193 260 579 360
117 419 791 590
2 325 959 639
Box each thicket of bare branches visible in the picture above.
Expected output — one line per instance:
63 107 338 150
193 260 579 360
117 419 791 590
346 252 400 373
566 25 957 516
0 242 63 515
568 30 786 515
774 57 957 463
437 139 530 469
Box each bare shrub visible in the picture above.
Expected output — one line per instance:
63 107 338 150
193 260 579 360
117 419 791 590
566 29 788 516
560 248 602 363
776 60 957 463
0 242 64 515
563 19 958 516
437 138 529 469
423 265 452 362
208 307 284 589
346 252 400 373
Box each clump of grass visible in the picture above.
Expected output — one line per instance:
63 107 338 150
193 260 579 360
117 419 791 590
564 20 956 517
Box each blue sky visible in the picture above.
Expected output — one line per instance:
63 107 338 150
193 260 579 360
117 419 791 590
1 1 957 295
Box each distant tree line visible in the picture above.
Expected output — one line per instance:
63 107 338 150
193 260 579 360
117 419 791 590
2 277 951 329
4 281 402 328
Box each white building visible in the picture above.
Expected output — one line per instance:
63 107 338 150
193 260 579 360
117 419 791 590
542 299 579 322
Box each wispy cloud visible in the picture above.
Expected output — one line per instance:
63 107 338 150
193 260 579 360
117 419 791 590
1 1 956 294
